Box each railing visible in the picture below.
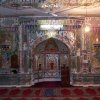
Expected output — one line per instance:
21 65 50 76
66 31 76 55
0 70 61 87
0 71 100 87
72 73 100 86
0 74 31 87
33 70 61 79
32 70 61 84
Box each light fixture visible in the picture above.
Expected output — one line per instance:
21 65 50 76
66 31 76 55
40 25 63 30
96 38 99 42
84 0 91 33
85 25 90 32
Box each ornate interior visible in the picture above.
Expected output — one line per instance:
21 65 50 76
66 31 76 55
0 0 100 87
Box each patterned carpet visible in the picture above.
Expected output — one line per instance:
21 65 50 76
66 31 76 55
0 82 100 100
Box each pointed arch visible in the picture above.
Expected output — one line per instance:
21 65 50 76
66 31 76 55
32 37 71 54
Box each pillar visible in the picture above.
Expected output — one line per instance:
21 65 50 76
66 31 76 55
19 25 24 73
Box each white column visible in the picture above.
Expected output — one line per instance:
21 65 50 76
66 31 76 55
81 25 85 50
19 25 24 73
35 55 38 70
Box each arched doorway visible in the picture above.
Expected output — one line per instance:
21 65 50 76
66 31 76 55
32 38 71 86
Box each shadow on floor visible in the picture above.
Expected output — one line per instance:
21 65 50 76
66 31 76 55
31 81 73 88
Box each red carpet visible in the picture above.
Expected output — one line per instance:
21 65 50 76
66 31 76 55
73 88 84 96
61 89 71 96
0 82 100 100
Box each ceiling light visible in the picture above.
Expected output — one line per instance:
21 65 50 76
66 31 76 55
40 25 63 30
85 25 90 32
84 0 91 33
96 38 99 42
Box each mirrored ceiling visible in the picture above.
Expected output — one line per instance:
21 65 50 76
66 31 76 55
0 0 100 17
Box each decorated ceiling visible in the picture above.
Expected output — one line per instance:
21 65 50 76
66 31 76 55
0 0 100 16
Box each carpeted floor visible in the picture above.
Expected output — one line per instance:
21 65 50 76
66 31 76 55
0 82 100 100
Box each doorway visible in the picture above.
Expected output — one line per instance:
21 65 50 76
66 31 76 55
32 38 71 86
